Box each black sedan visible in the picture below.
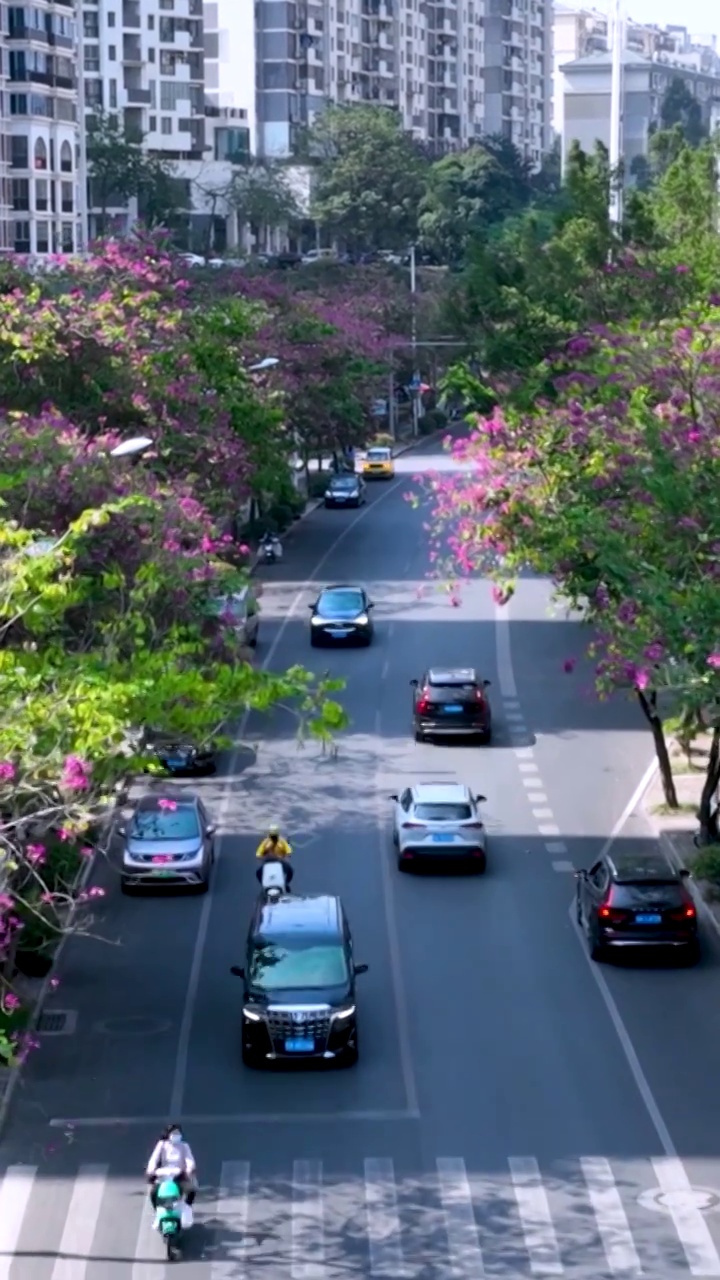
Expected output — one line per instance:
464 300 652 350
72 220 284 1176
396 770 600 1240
142 732 217 776
324 475 366 508
309 585 375 646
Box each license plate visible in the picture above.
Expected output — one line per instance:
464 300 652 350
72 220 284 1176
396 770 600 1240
166 758 184 768
635 913 661 924
432 833 454 843
330 629 349 638
285 1037 314 1053
152 869 175 877
444 705 463 713
160 1218 179 1235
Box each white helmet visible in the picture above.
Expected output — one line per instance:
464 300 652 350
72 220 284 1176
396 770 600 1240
268 824 280 836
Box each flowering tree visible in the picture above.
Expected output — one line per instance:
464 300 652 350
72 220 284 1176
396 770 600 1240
424 308 720 834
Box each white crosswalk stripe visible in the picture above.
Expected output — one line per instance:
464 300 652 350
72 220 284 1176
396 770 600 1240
0 1153 719 1277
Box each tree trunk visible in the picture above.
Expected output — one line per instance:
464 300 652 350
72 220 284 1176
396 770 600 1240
635 688 678 808
697 725 720 845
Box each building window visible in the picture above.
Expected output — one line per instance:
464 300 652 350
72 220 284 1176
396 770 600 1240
107 11 115 24
33 137 47 170
83 11 99 37
149 114 157 129
108 43 116 58
14 219 30 253
61 180 73 212
61 221 73 251
109 79 117 107
84 45 100 72
10 135 28 168
214 126 250 163
160 0 173 8
36 221 49 252
56 97 76 122
86 79 103 106
160 50 174 73
10 94 27 115
29 93 53 117
149 47 155 60
148 13 155 27
60 140 72 172
11 178 29 210
161 116 172 133
35 177 48 210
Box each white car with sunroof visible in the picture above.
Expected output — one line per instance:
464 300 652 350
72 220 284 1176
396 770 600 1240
389 783 487 873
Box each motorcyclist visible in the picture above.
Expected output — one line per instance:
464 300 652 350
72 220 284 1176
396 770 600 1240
256 824 293 885
146 1124 197 1209
260 530 282 559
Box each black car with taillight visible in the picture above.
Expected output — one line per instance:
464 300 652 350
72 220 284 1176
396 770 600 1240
410 668 492 743
230 894 369 1068
576 850 699 963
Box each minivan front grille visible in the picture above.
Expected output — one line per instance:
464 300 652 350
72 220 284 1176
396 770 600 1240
266 1006 331 1047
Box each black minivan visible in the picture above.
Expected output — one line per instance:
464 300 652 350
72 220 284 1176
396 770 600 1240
230 894 368 1067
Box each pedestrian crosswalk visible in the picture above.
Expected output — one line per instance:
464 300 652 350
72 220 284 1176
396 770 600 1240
1 1153 719 1277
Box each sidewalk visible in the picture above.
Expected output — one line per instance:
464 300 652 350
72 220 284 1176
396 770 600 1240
642 733 720 939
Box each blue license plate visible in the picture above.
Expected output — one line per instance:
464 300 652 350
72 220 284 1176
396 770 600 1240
330 630 349 638
635 913 662 924
285 1037 314 1053
152 869 175 876
166 758 184 768
444 705 463 713
432 833 454 843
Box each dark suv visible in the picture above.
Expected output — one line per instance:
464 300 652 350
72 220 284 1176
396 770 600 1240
411 668 492 743
230 894 368 1067
576 850 699 962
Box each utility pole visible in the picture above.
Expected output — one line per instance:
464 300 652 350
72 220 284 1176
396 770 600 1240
608 0 625 232
410 243 420 437
76 16 89 252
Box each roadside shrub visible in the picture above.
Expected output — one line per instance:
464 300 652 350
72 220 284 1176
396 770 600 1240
691 846 720 887
419 408 447 434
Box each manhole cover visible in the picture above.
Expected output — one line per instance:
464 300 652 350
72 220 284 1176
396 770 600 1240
639 1186 720 1215
37 1010 77 1036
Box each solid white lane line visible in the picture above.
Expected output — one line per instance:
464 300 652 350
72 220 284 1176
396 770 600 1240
509 1157 563 1276
211 1161 250 1280
51 1164 107 1280
568 901 677 1156
169 470 411 1117
598 755 659 862
437 1158 485 1277
0 1165 35 1280
292 1160 325 1280
132 1193 161 1280
364 1158 407 1277
581 1157 641 1276
495 603 519 699
651 1158 720 1276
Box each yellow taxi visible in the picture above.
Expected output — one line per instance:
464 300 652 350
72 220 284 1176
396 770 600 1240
361 445 395 479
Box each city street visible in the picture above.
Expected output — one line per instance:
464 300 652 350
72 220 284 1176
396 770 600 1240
2 434 720 1278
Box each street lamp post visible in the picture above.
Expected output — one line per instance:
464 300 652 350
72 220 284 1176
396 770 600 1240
608 0 625 232
109 436 155 461
409 244 420 438
247 357 280 372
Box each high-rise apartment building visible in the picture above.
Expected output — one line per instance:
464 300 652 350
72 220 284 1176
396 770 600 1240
255 0 552 166
1 0 80 256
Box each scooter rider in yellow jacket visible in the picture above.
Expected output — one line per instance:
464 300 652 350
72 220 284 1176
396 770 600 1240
256 825 293 886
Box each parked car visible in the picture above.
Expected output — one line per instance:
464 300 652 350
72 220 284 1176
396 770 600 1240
207 586 259 648
142 731 216 777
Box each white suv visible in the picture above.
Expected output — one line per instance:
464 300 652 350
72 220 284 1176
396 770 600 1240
389 783 487 873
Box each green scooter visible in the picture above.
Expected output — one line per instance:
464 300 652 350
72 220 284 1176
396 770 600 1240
153 1177 190 1261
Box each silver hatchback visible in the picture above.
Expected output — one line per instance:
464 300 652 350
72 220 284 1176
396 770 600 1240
119 792 215 894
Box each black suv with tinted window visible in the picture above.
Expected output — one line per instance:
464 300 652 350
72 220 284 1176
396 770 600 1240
230 894 368 1067
576 850 699 962
411 668 492 743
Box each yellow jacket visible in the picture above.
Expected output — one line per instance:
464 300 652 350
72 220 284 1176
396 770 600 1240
256 836 292 858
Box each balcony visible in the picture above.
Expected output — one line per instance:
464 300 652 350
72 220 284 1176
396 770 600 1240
126 86 151 103
123 36 142 62
122 2 141 27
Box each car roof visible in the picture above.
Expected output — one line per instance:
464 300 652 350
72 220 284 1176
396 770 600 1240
608 852 678 883
411 783 471 803
330 475 358 485
321 583 365 594
427 668 478 685
134 792 199 813
256 894 343 935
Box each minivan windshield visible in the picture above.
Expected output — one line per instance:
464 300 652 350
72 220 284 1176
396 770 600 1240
330 477 357 490
317 590 364 617
130 808 200 841
249 937 349 991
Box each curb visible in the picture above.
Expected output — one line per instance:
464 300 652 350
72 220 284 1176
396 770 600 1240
637 759 720 944
0 781 129 1136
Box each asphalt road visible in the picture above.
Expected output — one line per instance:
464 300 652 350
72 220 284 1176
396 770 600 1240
2 436 720 1279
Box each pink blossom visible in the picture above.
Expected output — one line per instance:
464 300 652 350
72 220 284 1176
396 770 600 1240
707 653 720 670
26 844 46 865
80 846 94 858
0 894 14 910
61 755 91 791
563 658 576 674
158 798 177 811
0 761 16 782
634 668 651 691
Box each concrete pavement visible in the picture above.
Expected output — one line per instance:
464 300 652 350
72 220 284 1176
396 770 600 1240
2 439 720 1277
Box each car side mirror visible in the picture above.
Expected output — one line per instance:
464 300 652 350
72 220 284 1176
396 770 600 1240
475 795 486 803
307 603 314 610
354 963 369 976
117 825 126 836
389 793 398 801
206 825 216 836
575 870 587 880
230 966 245 977
409 678 418 687
680 867 690 878
482 679 491 688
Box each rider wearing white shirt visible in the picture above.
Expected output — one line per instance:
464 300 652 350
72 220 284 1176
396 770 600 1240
146 1124 197 1208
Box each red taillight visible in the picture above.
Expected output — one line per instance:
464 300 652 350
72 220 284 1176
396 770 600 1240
599 905 629 924
668 904 696 921
417 697 431 714
475 689 486 704
402 821 426 829
464 822 485 829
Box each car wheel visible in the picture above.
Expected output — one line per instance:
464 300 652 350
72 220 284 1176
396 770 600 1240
682 940 701 966
121 878 136 895
195 868 211 895
414 727 424 743
397 854 409 872
472 854 487 875
242 1041 261 1068
576 895 583 926
392 828 399 847
589 927 606 962
248 631 258 649
344 1029 359 1066
478 728 492 745
310 633 320 647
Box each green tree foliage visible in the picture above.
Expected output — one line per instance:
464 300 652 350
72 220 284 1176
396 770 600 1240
659 75 707 147
418 139 531 264
307 104 429 250
87 111 183 234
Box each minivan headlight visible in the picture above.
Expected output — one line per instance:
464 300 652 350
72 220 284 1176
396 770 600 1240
311 616 324 625
354 614 369 626
243 1007 262 1022
332 1004 356 1021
